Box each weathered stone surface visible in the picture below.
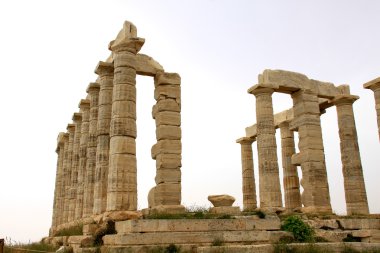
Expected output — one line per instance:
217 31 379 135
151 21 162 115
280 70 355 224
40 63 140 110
104 211 142 221
151 140 181 159
208 195 236 207
82 224 99 236
154 72 181 86
154 183 182 205
209 206 241 215
338 219 380 230
156 154 181 169
153 111 181 126
135 54 164 76
155 168 181 184
156 125 181 140
305 219 339 230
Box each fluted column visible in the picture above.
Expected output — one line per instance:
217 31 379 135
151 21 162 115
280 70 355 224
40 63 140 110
363 78 380 141
83 83 100 217
236 137 257 211
51 132 66 230
58 133 69 225
150 72 185 213
279 122 301 210
75 99 90 220
107 22 144 211
333 95 369 215
93 61 114 215
248 86 282 210
63 124 75 223
68 113 82 222
291 89 331 213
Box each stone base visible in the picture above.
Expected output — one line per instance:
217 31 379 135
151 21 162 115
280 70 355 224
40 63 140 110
301 206 332 214
148 205 186 215
209 206 240 215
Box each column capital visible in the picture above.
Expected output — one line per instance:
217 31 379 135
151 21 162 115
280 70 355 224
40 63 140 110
236 137 255 145
109 37 145 54
363 77 380 91
95 61 114 76
332 95 359 106
72 112 82 122
78 99 90 110
248 83 275 96
67 124 75 133
86 82 100 93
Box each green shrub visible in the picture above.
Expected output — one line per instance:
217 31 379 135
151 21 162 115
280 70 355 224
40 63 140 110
281 216 314 242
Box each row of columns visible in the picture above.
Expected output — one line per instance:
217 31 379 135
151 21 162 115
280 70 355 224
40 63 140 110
238 87 369 215
51 22 184 231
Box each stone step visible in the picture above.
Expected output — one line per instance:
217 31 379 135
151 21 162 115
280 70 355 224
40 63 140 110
103 230 289 246
115 217 281 234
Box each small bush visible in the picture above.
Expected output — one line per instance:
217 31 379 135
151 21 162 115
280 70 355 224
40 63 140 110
281 216 314 242
256 210 266 219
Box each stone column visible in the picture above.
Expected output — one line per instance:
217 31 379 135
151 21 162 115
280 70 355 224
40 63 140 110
150 72 185 214
291 89 332 213
63 124 75 223
93 61 114 215
236 137 257 211
333 95 369 215
68 113 82 222
279 122 301 210
83 83 100 217
248 86 283 210
107 22 144 212
51 132 66 230
75 99 90 220
363 78 380 141
58 133 69 225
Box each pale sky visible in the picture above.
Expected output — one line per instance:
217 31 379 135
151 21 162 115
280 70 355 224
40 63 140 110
0 0 379 243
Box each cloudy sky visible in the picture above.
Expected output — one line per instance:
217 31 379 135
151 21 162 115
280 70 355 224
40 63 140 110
1 0 380 243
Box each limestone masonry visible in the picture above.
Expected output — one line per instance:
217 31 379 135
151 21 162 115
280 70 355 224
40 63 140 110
48 21 380 252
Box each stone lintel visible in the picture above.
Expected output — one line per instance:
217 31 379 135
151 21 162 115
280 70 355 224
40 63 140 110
247 83 276 95
136 54 164 77
67 124 75 132
363 77 380 90
155 72 181 86
72 112 82 122
236 136 255 144
78 99 90 109
332 95 359 106
86 82 100 93
95 61 114 76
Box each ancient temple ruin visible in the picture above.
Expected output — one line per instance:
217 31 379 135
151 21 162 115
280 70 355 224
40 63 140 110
51 21 184 233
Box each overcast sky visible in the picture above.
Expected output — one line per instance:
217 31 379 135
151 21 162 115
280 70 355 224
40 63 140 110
1 0 380 243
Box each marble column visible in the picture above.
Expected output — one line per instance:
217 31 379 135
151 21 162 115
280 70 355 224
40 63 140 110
363 78 380 141
248 87 283 210
333 95 369 215
93 61 114 215
150 72 185 213
68 113 82 222
63 124 75 223
107 22 144 211
52 132 66 229
75 99 90 220
291 89 332 213
58 133 69 225
279 122 301 210
236 137 257 211
83 83 100 217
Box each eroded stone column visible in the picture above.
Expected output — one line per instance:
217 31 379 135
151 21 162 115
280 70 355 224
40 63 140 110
63 124 75 223
58 133 69 225
75 99 90 220
68 113 82 222
51 132 66 230
83 83 100 217
236 137 257 211
107 22 144 211
333 95 369 215
248 87 283 210
291 89 332 213
93 61 114 215
279 122 301 210
363 78 380 141
150 72 184 213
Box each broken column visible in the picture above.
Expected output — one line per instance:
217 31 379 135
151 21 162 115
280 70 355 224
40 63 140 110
107 22 144 211
75 99 90 220
93 61 114 215
236 137 257 211
83 83 100 217
62 124 75 223
279 121 301 210
52 132 66 229
248 86 283 210
291 89 332 213
333 95 369 215
150 72 184 213
363 77 380 141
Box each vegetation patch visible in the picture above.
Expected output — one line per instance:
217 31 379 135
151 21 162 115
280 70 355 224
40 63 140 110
55 223 83 236
281 216 315 242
